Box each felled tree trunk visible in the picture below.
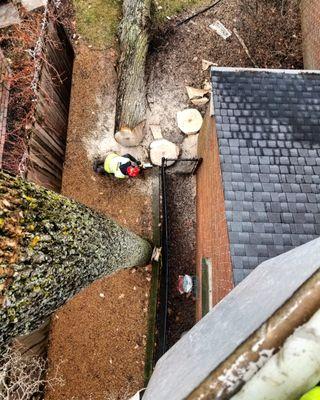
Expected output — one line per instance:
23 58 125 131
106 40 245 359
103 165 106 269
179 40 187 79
0 171 152 347
114 0 151 147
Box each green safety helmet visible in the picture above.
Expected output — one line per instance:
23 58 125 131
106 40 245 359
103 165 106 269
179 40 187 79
300 387 320 400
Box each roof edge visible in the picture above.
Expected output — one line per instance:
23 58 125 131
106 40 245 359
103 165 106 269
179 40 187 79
211 66 320 74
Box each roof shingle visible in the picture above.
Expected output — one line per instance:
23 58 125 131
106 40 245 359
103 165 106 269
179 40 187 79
212 68 320 285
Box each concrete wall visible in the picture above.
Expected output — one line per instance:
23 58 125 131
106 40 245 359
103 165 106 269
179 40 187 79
196 109 233 319
301 0 320 69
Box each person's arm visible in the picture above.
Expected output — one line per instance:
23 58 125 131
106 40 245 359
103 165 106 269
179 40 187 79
119 161 131 175
123 153 140 165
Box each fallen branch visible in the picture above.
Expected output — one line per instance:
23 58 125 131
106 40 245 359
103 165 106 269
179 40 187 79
233 28 258 68
176 0 224 27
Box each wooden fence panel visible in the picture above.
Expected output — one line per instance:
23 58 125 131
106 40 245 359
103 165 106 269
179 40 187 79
0 49 11 168
27 21 74 192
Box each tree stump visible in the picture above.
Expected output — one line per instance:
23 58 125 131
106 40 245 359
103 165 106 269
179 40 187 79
114 0 151 147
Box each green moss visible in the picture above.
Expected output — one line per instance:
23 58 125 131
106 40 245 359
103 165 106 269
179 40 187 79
73 0 210 47
0 170 152 347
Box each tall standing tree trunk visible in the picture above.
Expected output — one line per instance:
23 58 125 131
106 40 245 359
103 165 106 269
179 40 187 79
0 171 152 347
114 0 151 147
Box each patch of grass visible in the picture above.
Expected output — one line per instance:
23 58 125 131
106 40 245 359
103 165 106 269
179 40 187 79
155 0 210 22
73 0 122 48
72 0 210 47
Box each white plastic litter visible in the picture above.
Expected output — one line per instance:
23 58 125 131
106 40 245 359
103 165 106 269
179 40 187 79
209 20 232 40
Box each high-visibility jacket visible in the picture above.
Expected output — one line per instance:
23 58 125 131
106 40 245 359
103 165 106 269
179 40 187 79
104 152 129 179
300 387 320 400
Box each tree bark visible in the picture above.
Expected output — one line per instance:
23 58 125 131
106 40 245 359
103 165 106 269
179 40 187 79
114 0 151 147
0 171 152 347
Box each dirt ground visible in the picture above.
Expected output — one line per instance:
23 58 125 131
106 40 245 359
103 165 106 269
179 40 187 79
46 0 303 397
45 266 152 400
62 45 153 238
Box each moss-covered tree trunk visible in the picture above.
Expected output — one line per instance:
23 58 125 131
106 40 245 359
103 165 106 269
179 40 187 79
114 0 151 147
0 171 152 347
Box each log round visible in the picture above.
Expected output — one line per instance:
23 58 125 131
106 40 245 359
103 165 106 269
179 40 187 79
149 139 180 166
177 108 203 135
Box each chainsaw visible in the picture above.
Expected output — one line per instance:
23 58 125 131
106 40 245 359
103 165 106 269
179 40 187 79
140 162 153 170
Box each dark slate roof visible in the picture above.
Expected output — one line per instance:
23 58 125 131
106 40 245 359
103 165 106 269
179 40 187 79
211 67 320 285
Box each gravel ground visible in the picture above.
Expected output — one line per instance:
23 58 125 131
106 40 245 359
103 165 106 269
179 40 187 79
166 172 197 348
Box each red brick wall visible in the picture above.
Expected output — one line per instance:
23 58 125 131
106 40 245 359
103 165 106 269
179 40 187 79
301 0 320 69
0 49 10 168
196 110 234 320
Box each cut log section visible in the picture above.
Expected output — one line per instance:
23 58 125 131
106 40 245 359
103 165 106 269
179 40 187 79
191 97 209 106
177 108 203 134
150 139 180 166
186 86 209 100
114 0 151 147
